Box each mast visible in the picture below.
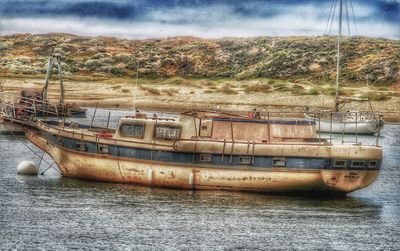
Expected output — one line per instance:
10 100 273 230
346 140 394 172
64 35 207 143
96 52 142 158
334 0 343 112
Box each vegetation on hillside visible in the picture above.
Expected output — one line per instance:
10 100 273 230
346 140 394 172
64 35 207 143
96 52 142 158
0 34 398 86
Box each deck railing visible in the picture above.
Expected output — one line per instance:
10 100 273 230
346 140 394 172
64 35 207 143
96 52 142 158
0 93 382 147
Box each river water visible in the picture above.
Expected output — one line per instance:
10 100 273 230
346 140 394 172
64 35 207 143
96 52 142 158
1 109 399 250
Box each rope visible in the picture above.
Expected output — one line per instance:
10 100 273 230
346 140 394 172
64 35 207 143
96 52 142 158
3 122 61 174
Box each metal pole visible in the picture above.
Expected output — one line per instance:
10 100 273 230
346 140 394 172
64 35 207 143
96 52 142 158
376 129 380 146
330 112 333 144
355 112 358 144
56 58 65 105
43 57 53 106
267 112 271 143
90 102 99 129
335 0 343 112
318 111 321 144
341 113 346 144
106 111 111 131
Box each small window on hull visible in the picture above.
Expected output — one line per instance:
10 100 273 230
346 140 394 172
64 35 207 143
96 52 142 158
57 137 63 146
368 161 378 169
76 142 86 152
351 160 365 169
273 158 286 167
333 160 347 168
98 144 109 154
239 156 252 165
200 154 212 163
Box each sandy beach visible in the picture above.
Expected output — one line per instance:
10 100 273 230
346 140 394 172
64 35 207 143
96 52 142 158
1 76 400 122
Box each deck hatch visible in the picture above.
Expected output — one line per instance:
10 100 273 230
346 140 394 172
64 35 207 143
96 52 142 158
120 123 145 138
272 157 286 167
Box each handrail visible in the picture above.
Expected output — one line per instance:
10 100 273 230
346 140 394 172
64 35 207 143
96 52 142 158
1 92 382 147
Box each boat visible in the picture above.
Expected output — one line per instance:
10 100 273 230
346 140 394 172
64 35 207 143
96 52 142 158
305 0 385 135
0 112 25 135
23 109 382 195
0 55 86 119
305 109 385 135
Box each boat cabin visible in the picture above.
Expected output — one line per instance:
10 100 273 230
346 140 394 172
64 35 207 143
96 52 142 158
113 111 318 144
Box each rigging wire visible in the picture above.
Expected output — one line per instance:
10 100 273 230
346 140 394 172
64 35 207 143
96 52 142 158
345 0 351 35
349 0 358 34
328 0 338 35
325 0 336 34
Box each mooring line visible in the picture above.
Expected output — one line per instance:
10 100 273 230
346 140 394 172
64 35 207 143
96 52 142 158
3 122 61 174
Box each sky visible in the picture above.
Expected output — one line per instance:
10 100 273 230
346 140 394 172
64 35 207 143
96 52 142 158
0 0 399 39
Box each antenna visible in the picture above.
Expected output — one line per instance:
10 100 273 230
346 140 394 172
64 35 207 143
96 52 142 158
133 60 139 115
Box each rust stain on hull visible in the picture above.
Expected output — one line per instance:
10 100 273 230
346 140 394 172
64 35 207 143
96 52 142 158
27 132 380 194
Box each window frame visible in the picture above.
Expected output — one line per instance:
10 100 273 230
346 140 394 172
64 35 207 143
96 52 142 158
75 142 86 152
98 144 109 154
272 157 286 167
351 160 365 169
239 156 252 165
333 159 347 168
368 160 378 169
200 154 212 163
154 124 181 140
119 123 145 138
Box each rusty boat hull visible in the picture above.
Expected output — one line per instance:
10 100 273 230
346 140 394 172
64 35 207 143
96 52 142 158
26 130 381 195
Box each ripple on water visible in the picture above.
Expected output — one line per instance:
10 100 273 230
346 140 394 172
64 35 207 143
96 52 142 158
0 115 399 250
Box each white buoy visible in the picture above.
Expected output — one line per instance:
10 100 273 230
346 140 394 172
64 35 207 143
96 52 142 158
17 161 38 175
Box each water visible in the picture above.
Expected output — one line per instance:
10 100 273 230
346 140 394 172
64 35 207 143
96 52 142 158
1 110 399 250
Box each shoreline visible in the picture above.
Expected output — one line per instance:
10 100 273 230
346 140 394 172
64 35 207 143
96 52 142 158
1 76 400 122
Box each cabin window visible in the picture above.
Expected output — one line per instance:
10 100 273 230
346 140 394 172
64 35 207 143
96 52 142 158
76 142 86 152
351 160 365 169
333 160 347 168
120 124 145 138
239 156 252 165
98 144 109 154
368 160 378 169
272 158 286 167
200 154 212 163
155 125 180 140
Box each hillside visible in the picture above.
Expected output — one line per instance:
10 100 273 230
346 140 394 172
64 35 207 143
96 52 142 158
0 34 399 85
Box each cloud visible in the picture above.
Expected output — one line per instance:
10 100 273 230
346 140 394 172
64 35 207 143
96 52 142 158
0 0 399 39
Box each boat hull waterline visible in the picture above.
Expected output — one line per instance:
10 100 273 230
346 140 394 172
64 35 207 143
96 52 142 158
27 131 380 195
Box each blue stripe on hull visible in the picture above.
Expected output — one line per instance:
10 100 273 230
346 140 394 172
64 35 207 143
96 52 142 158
43 134 380 171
